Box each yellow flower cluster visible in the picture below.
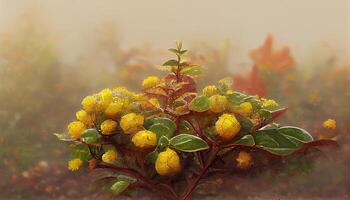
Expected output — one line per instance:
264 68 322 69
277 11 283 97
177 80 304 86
232 102 253 117
202 85 219 97
68 158 83 171
81 95 98 113
101 119 118 135
142 76 161 90
68 121 86 139
155 148 181 176
120 113 144 134
323 119 336 129
76 110 95 125
209 95 228 113
132 130 157 149
215 114 241 140
236 151 253 169
261 98 279 109
102 150 118 163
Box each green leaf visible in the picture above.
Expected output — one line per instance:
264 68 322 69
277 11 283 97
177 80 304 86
70 144 91 161
149 124 172 139
53 133 74 141
253 126 313 155
259 109 272 120
81 129 101 144
179 121 194 135
227 92 249 105
169 134 209 152
117 175 137 184
180 65 204 76
145 117 176 140
162 59 179 66
158 135 170 148
234 135 255 146
188 96 210 112
110 180 130 194
235 115 253 132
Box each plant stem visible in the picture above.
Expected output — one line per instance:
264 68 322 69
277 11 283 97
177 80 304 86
180 146 220 200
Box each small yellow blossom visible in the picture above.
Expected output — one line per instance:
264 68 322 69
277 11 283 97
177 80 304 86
68 158 83 171
236 151 253 169
132 130 157 149
209 95 228 113
215 114 241 140
76 110 95 125
98 88 114 109
226 89 234 95
155 148 181 176
68 121 86 139
235 102 253 117
120 113 144 134
323 119 336 129
100 119 118 135
142 76 161 90
202 85 219 97
104 102 123 119
261 98 279 109
81 96 98 113
102 150 118 163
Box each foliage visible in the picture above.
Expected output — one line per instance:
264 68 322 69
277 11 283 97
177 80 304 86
56 42 336 200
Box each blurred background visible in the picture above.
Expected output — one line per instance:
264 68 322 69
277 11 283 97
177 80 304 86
0 0 349 199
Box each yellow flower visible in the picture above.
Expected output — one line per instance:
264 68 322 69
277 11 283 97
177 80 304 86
132 130 157 149
100 119 118 135
209 95 228 113
235 102 253 117
68 121 86 139
76 110 95 125
142 76 161 90
98 88 114 109
120 113 144 134
236 151 253 169
155 148 181 176
104 102 123 119
323 119 336 129
68 158 83 171
81 95 98 113
215 114 241 140
226 89 234 95
102 150 118 163
202 85 219 97
261 98 279 109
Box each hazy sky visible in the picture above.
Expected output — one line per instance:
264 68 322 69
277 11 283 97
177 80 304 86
0 0 349 66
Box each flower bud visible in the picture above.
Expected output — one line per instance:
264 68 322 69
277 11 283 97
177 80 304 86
209 95 228 113
120 113 144 134
100 119 118 135
132 130 157 149
215 114 241 140
155 148 181 176
68 121 86 139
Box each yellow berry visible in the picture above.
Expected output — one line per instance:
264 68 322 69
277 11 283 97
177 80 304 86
202 85 219 97
81 96 98 113
236 151 253 169
142 76 161 90
98 88 114 109
100 119 118 135
209 95 228 113
68 158 83 171
215 114 241 140
104 102 123 119
68 121 86 139
102 150 118 163
236 102 253 117
155 148 181 176
323 119 336 129
132 130 157 149
261 98 279 109
76 110 95 125
120 113 144 134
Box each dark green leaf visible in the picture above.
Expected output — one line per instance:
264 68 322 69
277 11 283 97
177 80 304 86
81 129 101 144
188 96 210 112
70 144 91 161
169 134 209 152
235 115 253 132
234 135 255 146
162 59 179 66
253 126 313 155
